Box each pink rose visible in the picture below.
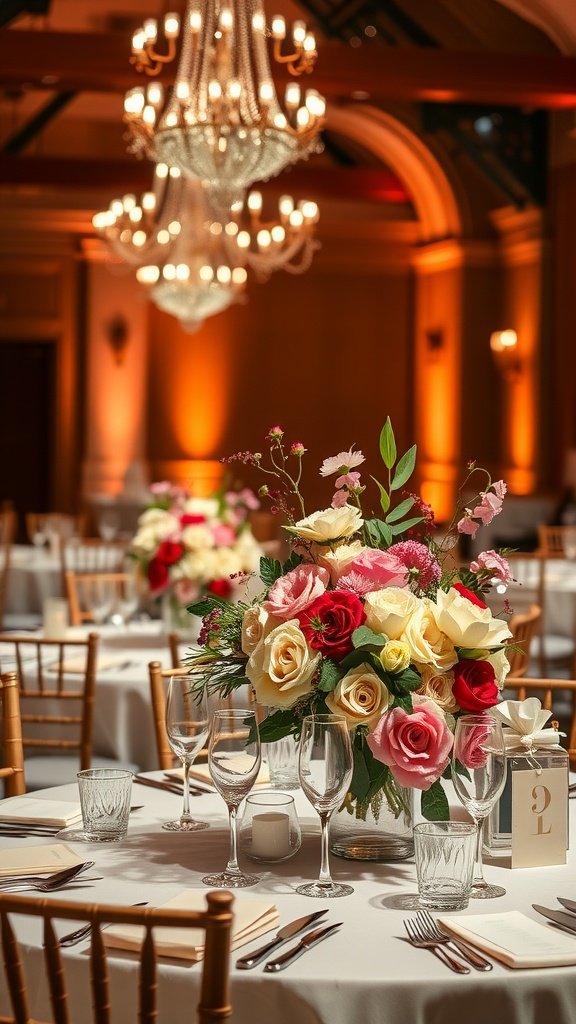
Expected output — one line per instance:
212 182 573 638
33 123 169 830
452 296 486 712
470 550 512 584
263 564 330 620
211 524 237 546
367 695 454 790
173 578 201 603
455 719 491 769
336 549 408 593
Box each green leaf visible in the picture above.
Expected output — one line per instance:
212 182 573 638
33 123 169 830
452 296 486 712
339 649 374 673
389 516 424 537
317 659 342 693
259 556 283 588
421 780 450 822
393 667 421 692
390 444 417 491
392 693 413 714
453 758 471 781
370 475 390 515
282 551 303 574
365 518 393 548
351 744 371 802
188 596 227 617
352 626 387 650
379 417 397 470
456 647 488 660
385 496 415 523
365 761 391 803
258 711 296 744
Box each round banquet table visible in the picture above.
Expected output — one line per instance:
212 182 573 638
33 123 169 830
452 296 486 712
0 779 575 1024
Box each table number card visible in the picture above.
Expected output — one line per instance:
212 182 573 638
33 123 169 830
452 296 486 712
511 767 568 868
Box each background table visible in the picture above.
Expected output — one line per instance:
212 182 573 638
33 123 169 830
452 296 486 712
0 779 575 1024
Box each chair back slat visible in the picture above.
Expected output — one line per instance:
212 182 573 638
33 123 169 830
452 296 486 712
65 571 133 627
0 892 234 1024
507 604 541 677
0 673 25 796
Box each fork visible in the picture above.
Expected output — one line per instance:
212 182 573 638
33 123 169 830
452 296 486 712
415 910 493 971
58 902 149 947
403 918 470 974
0 862 94 893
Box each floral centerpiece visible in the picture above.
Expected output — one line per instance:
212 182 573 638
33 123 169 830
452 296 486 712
130 481 263 628
187 421 513 855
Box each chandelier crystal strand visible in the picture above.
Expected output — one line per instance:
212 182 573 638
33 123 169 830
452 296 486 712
124 0 325 197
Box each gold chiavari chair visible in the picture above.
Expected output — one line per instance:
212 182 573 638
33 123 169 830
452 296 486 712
506 604 541 678
504 675 576 767
64 570 135 626
505 550 576 678
537 524 576 558
61 537 128 574
0 889 234 1024
0 633 99 790
0 672 25 796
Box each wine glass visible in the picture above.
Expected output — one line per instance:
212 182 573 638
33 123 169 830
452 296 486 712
163 675 210 832
202 709 261 888
89 578 115 625
296 713 354 899
451 714 507 899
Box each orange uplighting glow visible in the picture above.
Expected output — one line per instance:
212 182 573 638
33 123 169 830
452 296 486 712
168 322 231 458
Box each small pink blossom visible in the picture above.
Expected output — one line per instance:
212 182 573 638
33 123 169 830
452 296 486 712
291 442 307 456
367 694 454 790
470 550 512 584
472 490 503 525
335 471 362 489
211 524 237 546
337 548 408 593
320 448 365 478
267 425 284 439
492 480 507 500
457 515 479 538
387 540 441 592
331 489 349 509
263 564 330 620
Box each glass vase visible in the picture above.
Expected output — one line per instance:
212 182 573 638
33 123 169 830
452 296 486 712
330 781 414 862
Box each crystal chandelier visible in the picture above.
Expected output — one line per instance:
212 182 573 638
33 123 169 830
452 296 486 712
124 0 326 199
223 190 320 278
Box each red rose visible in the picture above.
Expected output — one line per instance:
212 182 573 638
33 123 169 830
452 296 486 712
452 582 487 610
156 540 184 566
297 590 365 661
147 556 169 594
207 578 232 599
181 514 206 526
453 659 499 711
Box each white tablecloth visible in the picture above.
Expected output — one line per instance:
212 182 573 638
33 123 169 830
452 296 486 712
0 780 575 1024
6 545 62 615
499 558 576 639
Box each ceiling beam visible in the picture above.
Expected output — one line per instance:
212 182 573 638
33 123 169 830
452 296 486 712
0 0 50 29
3 90 75 152
0 30 575 109
0 155 411 203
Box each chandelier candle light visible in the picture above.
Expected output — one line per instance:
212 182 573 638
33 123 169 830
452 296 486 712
124 0 326 200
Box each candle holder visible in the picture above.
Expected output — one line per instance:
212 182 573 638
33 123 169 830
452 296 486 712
239 792 301 863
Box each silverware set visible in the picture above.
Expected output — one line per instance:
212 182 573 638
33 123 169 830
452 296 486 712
0 861 97 893
533 897 576 934
236 910 341 972
58 901 148 947
402 911 493 973
134 775 208 798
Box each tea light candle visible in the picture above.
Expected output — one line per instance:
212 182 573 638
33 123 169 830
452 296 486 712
251 812 291 859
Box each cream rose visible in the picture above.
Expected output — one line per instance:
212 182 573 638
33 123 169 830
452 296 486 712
181 524 215 550
364 587 419 640
416 663 458 713
183 497 219 518
246 619 320 708
325 663 390 727
316 540 365 583
485 648 511 688
241 606 273 656
380 640 411 674
285 505 363 544
432 588 512 648
401 600 458 672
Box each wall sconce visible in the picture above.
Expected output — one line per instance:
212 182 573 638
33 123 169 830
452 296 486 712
490 329 521 380
426 328 444 361
105 314 130 366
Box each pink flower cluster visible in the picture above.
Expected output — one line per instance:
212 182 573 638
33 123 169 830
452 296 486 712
456 480 507 539
387 540 441 593
470 549 513 584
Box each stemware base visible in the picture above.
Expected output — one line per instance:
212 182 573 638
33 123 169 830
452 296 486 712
202 870 260 888
470 881 506 899
296 881 354 899
162 819 209 833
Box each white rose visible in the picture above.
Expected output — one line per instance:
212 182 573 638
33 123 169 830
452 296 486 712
325 663 390 727
211 547 241 578
485 648 511 689
285 505 363 543
241 606 273 656
246 620 320 708
416 663 458 713
432 588 512 648
401 599 458 672
316 540 365 583
184 497 219 519
176 550 214 582
134 510 180 547
181 524 215 551
364 587 419 640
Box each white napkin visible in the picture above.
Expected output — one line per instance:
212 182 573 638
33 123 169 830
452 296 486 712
104 891 279 961
46 656 123 675
0 844 84 878
167 758 270 786
439 911 576 969
491 698 564 752
0 796 82 827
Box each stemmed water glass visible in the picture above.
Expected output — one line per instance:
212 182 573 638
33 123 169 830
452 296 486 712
202 709 261 888
163 675 210 832
451 714 507 899
296 713 354 898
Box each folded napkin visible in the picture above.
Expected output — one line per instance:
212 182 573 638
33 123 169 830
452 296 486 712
0 796 82 827
167 757 270 787
0 843 84 878
47 656 124 675
439 911 576 969
491 698 565 752
104 891 279 961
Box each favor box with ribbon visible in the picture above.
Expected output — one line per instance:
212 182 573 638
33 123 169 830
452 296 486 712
484 698 569 868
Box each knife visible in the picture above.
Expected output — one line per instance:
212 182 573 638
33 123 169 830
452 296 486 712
533 904 576 934
235 910 328 970
263 922 342 973
557 898 576 916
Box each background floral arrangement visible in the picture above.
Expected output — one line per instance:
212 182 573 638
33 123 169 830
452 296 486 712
188 421 514 821
130 481 263 606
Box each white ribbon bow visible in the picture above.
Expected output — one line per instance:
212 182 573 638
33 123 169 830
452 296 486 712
491 697 564 752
